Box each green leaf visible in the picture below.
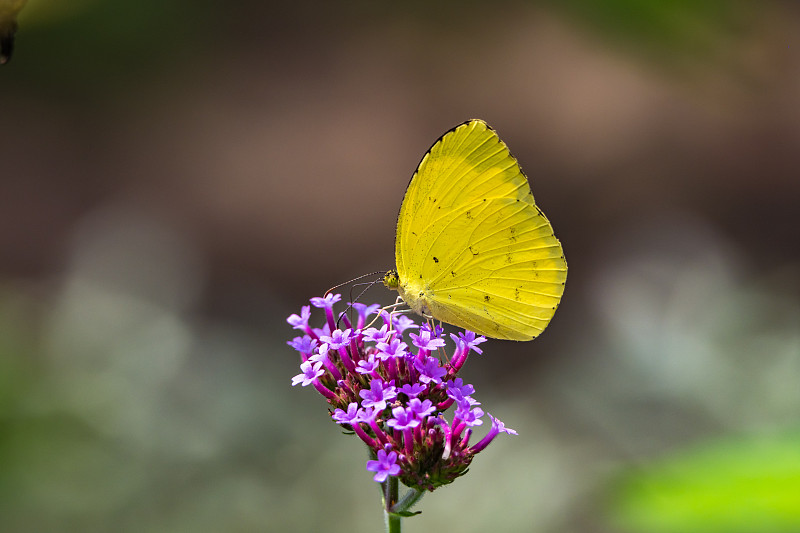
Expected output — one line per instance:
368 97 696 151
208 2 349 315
608 432 800 533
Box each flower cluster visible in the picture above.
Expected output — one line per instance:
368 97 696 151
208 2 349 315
288 293 517 491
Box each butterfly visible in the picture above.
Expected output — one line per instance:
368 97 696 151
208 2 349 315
383 119 566 341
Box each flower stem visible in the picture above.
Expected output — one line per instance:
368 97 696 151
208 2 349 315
383 476 401 533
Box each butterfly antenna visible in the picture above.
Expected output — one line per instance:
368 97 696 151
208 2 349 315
325 271 385 298
333 273 388 330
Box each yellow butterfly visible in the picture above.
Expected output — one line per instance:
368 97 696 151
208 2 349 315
383 119 566 341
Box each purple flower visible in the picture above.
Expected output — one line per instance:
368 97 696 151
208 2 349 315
332 402 361 424
307 342 329 363
366 446 401 483
357 405 380 423
421 322 444 339
359 379 397 411
310 293 341 310
288 295 522 490
287 306 312 330
311 293 342 330
359 407 389 446
356 354 380 375
333 403 377 448
446 378 476 402
495 416 517 435
320 328 352 350
311 323 331 339
362 324 392 344
376 337 408 361
392 314 418 334
470 414 517 453
307 343 342 381
399 383 427 398
455 405 484 428
351 302 381 329
287 335 317 355
407 397 435 419
410 330 446 352
450 330 487 355
291 361 324 387
388 405 422 456
387 406 420 431
415 356 447 385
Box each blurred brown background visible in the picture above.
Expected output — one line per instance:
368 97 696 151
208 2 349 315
1 1 798 532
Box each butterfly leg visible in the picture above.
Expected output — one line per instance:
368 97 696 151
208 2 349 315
362 299 408 331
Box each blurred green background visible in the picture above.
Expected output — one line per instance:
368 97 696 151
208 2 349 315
1 1 798 532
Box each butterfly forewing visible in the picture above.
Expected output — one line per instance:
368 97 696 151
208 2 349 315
394 119 566 340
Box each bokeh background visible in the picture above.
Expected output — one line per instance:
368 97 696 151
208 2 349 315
1 1 799 532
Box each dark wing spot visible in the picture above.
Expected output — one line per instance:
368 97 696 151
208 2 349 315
505 253 513 264
469 246 478 256
451 271 456 277
433 256 439 263
465 210 473 220
484 295 490 302
514 288 521 301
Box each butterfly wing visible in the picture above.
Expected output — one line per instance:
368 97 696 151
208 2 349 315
395 119 566 340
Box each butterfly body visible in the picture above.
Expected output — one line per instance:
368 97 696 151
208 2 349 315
384 269 432 318
384 119 567 341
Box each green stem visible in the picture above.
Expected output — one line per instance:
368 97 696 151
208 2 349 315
384 477 401 533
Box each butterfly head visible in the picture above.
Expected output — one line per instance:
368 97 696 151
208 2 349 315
383 270 400 290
